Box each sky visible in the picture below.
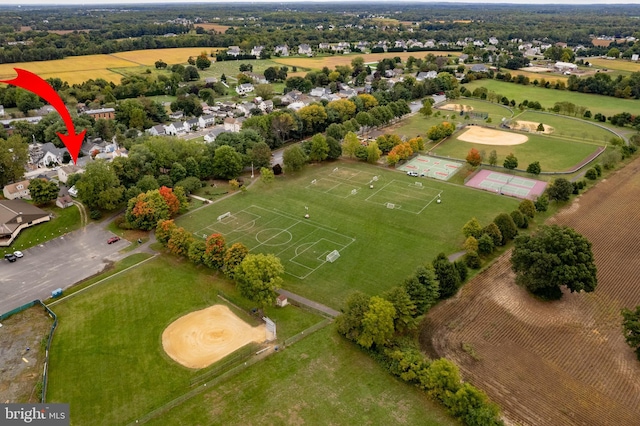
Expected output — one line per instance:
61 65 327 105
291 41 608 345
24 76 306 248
5 0 640 6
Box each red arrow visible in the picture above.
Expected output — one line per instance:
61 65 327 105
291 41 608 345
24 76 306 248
0 68 85 164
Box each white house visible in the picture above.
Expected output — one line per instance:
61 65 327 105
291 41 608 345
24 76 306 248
554 61 578 72
147 124 166 136
632 54 639 62
298 44 312 55
57 164 84 184
3 180 31 200
251 46 264 57
164 122 187 136
183 118 200 132
235 83 255 96
204 127 228 143
0 105 4 117
198 114 216 128
227 46 241 57
275 45 289 56
223 117 244 132
56 194 74 209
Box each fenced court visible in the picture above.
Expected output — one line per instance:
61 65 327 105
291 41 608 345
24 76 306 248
397 155 462 181
195 205 355 279
465 169 547 200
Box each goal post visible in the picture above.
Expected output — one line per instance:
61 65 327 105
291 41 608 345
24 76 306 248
326 250 340 263
217 212 231 221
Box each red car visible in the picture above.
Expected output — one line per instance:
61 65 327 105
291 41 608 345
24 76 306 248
107 236 121 244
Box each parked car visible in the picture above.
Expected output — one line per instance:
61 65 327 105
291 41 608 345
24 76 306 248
5 253 17 262
107 236 121 244
406 171 419 177
13 251 23 258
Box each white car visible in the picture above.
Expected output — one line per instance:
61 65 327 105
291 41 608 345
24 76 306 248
13 251 23 258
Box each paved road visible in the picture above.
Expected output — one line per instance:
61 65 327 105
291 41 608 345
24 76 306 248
277 289 340 318
0 224 128 314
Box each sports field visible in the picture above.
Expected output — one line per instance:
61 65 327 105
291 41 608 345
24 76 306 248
466 170 547 199
432 125 605 172
178 161 519 307
513 111 618 143
397 155 463 180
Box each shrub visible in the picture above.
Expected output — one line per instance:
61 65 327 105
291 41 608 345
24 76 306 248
483 223 503 247
454 260 468 282
594 163 602 176
534 194 549 212
493 213 518 244
464 251 481 269
585 168 597 180
510 210 526 228
477 233 495 255
90 210 102 220
463 236 478 252
518 199 536 218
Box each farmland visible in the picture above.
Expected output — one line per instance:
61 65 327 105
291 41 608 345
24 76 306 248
422 154 640 426
110 47 222 66
588 58 640 73
462 79 640 117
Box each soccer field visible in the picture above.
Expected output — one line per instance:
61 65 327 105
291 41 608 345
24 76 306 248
178 161 519 308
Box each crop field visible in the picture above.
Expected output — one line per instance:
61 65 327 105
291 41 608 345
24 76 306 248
431 125 604 172
422 154 640 426
272 50 460 71
46 255 323 425
110 47 222 66
588 58 640 73
177 161 519 308
194 23 231 33
462 79 640 117
0 55 137 84
510 69 568 85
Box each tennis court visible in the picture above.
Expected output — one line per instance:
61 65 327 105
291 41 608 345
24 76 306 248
465 169 547 200
397 155 462 181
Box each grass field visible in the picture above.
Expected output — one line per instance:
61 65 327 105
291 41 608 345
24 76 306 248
513 110 618 143
462 79 640 117
432 127 603 172
47 254 323 425
146 327 456 426
177 161 519 308
588 58 640 73
110 47 222 66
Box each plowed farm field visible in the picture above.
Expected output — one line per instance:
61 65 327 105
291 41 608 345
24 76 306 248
421 156 640 426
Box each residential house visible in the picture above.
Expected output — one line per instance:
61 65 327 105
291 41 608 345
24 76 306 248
236 102 254 116
204 77 218 84
257 99 274 113
3 180 31 200
147 124 166 136
251 45 264 57
298 44 312 56
184 118 200 132
204 127 228 143
318 42 330 50
84 107 115 120
56 194 74 209
310 87 331 98
223 117 244 132
416 71 438 81
338 87 358 98
275 45 289 56
470 64 489 72
35 105 56 116
355 41 369 51
0 200 51 247
169 111 184 120
244 72 268 84
632 54 639 62
164 122 187 136
0 105 4 117
29 143 65 168
198 114 216 128
458 54 469 63
227 46 241 57
473 40 485 47
280 90 303 105
235 83 255 96
394 40 407 50
57 164 84 184
424 39 436 48
489 37 499 45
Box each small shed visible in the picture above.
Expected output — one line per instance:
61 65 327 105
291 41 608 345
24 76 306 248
276 294 288 307
56 194 74 209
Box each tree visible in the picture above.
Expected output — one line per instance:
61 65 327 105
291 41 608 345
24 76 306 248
283 145 307 172
125 190 170 230
342 132 361 158
477 233 495 256
510 210 528 229
326 136 342 160
212 145 243 179
488 150 498 166
249 141 272 169
366 141 382 164
503 153 518 170
308 133 329 162
420 358 461 404
235 253 284 308
204 233 226 269
535 194 549 212
188 240 206 265
298 104 328 134
463 236 479 253
156 219 177 246
76 160 124 210
0 135 29 186
414 265 440 312
466 148 482 167
433 253 461 299
195 53 211 70
16 90 43 114
493 213 518 244
28 178 58 206
336 292 371 342
547 178 573 202
518 199 536 218
621 306 640 360
483 223 503 247
419 100 433 118
536 122 545 132
462 218 483 239
223 242 249 279
526 161 541 175
158 185 185 217
382 286 416 333
449 383 502 426
511 225 597 299
167 226 194 257
357 296 396 349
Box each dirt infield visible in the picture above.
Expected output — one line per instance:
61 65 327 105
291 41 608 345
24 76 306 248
458 126 528 146
513 120 554 134
421 155 640 426
162 305 265 369
439 103 474 112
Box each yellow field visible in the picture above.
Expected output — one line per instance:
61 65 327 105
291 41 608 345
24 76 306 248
588 58 640 73
272 51 459 70
508 70 568 85
110 47 222 66
195 23 231 33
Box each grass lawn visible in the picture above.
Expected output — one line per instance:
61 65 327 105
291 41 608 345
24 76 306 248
462 79 640 117
439 98 515 118
198 59 284 80
177 160 519 308
433 129 601 172
384 113 444 139
47 255 322 425
146 327 457 426
0 204 80 257
588 58 640 73
513 110 618 143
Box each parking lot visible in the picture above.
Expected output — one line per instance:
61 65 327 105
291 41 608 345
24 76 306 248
0 224 129 314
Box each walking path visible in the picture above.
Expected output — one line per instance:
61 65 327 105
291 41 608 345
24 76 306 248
276 289 340 318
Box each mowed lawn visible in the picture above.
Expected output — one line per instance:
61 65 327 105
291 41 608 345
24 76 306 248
177 161 519 308
433 128 601 172
146 327 457 426
462 79 640 117
514 110 618 143
47 255 322 425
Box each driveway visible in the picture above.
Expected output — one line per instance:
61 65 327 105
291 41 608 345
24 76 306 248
0 224 130 314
